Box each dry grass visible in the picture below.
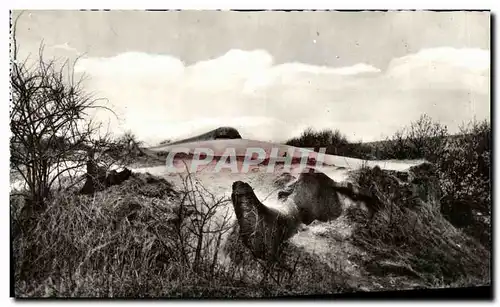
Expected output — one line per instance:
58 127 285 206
11 172 353 298
12 172 239 297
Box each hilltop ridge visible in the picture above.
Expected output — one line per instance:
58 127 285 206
156 127 242 147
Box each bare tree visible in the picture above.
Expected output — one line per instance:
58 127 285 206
10 13 115 209
169 163 234 278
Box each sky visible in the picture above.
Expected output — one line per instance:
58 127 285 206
13 10 490 145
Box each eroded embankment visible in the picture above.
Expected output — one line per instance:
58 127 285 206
225 163 490 291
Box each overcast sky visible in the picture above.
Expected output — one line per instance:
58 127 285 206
13 10 490 145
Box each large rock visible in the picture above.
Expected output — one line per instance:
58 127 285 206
278 169 375 225
230 181 300 262
228 170 378 262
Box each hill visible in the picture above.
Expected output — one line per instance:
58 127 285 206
149 138 424 173
155 127 242 147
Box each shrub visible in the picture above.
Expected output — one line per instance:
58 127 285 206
375 114 448 162
285 128 374 159
437 120 491 247
286 128 349 153
370 115 491 249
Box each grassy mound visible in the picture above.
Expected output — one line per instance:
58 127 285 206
13 172 252 297
12 172 352 298
346 164 490 288
13 173 190 297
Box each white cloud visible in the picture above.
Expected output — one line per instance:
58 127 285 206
384 47 490 94
76 47 490 145
243 62 380 93
388 47 489 73
183 49 273 92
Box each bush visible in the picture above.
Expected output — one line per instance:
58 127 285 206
286 127 349 152
285 128 374 159
374 114 448 162
369 115 491 249
437 120 491 248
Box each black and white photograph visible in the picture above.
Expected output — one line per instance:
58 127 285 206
9 9 491 298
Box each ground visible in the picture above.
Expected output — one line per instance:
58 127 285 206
10 139 490 297
128 158 431 292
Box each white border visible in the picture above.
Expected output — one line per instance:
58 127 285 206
1 1 497 306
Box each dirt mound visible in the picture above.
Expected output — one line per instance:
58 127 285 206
345 164 490 286
80 166 133 195
111 172 178 199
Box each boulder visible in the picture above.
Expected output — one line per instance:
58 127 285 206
230 181 300 262
279 170 375 225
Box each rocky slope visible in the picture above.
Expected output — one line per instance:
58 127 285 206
224 162 490 292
